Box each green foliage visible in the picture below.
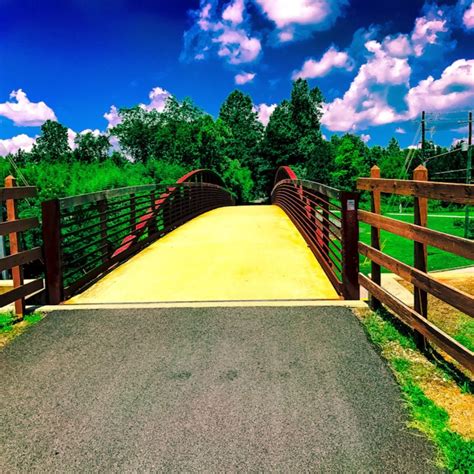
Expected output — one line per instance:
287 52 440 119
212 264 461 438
331 134 370 190
74 132 111 163
32 120 71 162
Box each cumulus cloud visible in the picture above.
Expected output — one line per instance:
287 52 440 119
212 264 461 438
182 0 348 66
235 71 256 84
411 13 448 56
320 1 472 132
405 59 474 117
0 134 36 156
395 127 407 134
254 0 348 41
322 40 411 131
292 46 353 79
105 86 172 129
104 105 122 129
254 103 277 126
0 89 56 127
463 2 474 28
222 0 245 24
144 87 172 112
360 134 371 143
182 1 262 65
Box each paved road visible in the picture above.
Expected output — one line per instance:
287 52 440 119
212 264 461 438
1 307 438 472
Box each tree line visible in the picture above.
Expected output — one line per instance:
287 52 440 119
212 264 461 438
2 78 465 207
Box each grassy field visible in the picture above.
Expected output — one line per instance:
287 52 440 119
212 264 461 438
359 211 472 275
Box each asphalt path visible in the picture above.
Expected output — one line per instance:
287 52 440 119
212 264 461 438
1 307 439 472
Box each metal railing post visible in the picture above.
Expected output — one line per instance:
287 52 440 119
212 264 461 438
42 198 64 304
341 191 360 300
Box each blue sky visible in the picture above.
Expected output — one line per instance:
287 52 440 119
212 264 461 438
0 0 473 155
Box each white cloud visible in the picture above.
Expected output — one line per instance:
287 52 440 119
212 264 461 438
104 86 172 129
322 40 411 131
405 59 474 117
0 134 36 156
463 2 474 28
215 28 262 64
254 0 348 40
360 134 371 143
0 89 56 127
222 0 245 24
144 87 172 112
182 0 347 66
254 103 277 126
104 105 122 129
292 46 353 79
235 71 256 84
411 14 448 56
395 127 407 134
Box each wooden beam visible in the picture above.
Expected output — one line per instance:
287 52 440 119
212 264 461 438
358 210 474 260
357 178 473 204
359 242 474 318
0 217 39 236
0 186 37 201
359 273 474 373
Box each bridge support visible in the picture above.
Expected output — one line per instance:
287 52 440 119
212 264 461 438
42 199 64 305
341 192 360 300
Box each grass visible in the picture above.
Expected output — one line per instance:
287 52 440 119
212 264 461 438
359 212 473 275
356 309 474 472
0 311 44 348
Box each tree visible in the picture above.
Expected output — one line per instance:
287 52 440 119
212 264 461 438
290 78 324 139
331 134 369 190
111 106 161 163
33 120 70 162
74 132 111 163
219 90 263 168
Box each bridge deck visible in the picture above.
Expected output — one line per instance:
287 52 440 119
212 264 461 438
67 205 338 304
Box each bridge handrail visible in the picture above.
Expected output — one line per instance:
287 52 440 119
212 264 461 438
272 172 359 300
43 170 233 304
272 178 341 201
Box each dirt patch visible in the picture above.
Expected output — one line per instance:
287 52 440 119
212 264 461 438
399 276 473 344
421 380 474 439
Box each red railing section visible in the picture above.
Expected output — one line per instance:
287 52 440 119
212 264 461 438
42 170 234 304
272 166 359 300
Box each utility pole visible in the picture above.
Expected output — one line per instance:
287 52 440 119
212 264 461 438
464 111 472 239
421 111 426 162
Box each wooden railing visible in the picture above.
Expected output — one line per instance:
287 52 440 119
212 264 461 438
0 176 43 317
272 167 359 299
358 165 474 372
42 180 234 304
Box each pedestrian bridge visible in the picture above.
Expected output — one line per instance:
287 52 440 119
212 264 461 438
67 206 338 304
39 166 359 305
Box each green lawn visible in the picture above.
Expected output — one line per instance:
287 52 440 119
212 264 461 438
359 212 473 275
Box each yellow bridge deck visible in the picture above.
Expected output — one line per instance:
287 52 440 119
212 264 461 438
67 205 338 304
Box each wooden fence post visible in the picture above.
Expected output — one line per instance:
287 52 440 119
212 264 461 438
341 191 360 300
413 165 428 347
42 199 63 304
5 176 25 318
370 165 381 310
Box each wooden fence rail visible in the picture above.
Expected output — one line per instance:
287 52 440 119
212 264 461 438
357 165 474 373
0 176 43 318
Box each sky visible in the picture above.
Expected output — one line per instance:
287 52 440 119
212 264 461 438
0 0 473 156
